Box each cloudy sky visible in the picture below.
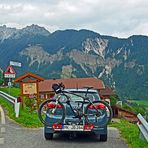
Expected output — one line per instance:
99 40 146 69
0 0 148 37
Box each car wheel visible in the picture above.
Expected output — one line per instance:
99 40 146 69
44 133 53 140
100 134 107 142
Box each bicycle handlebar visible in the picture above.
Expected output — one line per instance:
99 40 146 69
52 83 65 94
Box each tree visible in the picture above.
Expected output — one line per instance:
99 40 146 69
110 95 119 107
0 72 4 85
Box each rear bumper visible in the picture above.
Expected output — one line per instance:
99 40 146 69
44 115 108 135
44 125 107 135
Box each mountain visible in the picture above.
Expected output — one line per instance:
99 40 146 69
0 25 17 41
0 25 148 100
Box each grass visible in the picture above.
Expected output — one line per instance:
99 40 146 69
122 102 147 117
132 100 148 106
0 87 20 97
110 120 148 148
0 87 43 127
0 96 42 127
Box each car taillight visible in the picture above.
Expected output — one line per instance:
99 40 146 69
88 104 106 109
84 124 94 130
52 123 62 129
47 103 62 108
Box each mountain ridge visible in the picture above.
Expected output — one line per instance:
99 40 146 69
0 24 147 100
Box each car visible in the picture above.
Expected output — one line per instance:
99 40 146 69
43 88 111 141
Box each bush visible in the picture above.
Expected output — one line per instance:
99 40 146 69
0 75 4 85
25 97 38 111
122 102 146 116
110 95 119 106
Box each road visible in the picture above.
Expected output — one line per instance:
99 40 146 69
0 107 128 148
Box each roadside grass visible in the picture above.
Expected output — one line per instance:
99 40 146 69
122 102 147 117
110 120 148 148
0 87 20 97
0 96 42 127
132 100 148 106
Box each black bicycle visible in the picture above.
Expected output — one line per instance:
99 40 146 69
38 83 113 128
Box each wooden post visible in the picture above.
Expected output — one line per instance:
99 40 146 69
22 96 24 110
36 80 40 107
20 81 24 110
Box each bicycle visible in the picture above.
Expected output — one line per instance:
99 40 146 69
38 83 113 128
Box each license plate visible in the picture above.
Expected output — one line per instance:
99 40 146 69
62 125 83 131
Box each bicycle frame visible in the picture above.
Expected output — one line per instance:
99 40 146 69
55 90 102 120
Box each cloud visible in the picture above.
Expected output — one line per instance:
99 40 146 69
0 0 148 37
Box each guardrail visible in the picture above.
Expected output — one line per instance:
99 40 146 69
137 113 148 142
0 91 20 118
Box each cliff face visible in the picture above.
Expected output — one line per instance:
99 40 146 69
0 25 148 100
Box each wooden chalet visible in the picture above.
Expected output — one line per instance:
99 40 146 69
38 77 105 99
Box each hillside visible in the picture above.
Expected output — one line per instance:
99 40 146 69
0 25 148 100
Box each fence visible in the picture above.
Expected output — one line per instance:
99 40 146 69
0 91 20 117
137 113 148 142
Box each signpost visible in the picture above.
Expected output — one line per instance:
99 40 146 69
8 81 12 87
4 65 16 94
14 72 44 109
10 61 22 67
4 65 16 78
4 62 21 94
4 74 15 78
23 83 37 95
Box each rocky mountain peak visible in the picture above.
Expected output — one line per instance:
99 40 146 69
21 24 50 36
82 37 108 58
0 25 17 41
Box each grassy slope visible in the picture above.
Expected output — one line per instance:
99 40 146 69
132 100 148 106
110 120 148 148
0 87 42 127
0 97 42 127
0 87 20 97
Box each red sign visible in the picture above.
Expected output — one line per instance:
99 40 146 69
4 65 16 74
4 65 16 78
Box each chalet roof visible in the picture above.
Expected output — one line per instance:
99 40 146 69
99 86 115 96
14 72 44 82
39 77 105 92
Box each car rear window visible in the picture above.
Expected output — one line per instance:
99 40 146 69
58 91 100 102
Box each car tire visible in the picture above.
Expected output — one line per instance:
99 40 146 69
100 134 107 142
44 133 53 140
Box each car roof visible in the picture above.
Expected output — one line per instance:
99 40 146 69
64 88 98 93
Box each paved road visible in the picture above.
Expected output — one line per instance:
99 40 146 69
0 105 5 146
0 108 128 148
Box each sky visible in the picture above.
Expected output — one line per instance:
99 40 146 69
0 0 148 38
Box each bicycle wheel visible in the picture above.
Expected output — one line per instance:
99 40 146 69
85 100 113 127
38 99 65 126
